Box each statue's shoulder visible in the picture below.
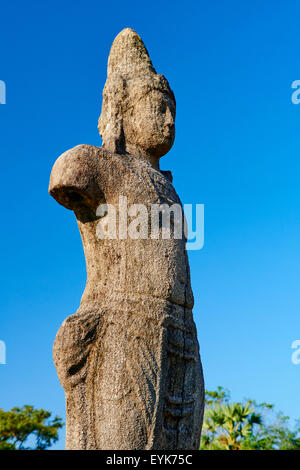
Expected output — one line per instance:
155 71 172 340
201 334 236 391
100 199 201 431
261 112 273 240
50 144 117 180
59 144 108 162
76 145 132 171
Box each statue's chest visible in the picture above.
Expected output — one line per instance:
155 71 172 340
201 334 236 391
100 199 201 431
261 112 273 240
120 164 181 208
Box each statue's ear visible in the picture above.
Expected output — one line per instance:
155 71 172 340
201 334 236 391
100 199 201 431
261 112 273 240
98 74 126 154
98 114 125 154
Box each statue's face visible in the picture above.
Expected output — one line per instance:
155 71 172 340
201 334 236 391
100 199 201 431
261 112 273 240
123 88 176 158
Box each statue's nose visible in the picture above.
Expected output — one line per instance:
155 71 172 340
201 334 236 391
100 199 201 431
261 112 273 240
165 106 174 126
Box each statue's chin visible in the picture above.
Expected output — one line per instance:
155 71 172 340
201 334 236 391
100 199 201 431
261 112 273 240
154 136 175 158
125 130 175 160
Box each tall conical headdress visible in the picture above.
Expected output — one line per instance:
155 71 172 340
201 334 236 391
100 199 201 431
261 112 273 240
107 28 157 79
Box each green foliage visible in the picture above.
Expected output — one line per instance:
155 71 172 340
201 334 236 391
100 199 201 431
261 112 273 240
201 387 300 450
0 405 64 450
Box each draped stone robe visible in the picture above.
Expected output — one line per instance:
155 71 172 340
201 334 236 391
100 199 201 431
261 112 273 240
49 144 204 450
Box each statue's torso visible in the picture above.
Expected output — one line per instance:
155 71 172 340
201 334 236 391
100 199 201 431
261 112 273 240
73 147 194 311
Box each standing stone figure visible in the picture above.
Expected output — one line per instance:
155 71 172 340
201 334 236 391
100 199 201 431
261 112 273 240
49 28 204 450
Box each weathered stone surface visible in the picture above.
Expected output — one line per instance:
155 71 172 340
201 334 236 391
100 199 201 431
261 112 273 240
49 28 205 450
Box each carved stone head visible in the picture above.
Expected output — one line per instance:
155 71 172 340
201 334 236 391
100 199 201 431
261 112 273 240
98 28 176 163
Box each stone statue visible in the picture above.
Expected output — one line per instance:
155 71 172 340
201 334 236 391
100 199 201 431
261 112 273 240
49 28 204 450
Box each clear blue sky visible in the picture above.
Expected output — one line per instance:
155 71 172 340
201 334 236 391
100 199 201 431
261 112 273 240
1 0 300 449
